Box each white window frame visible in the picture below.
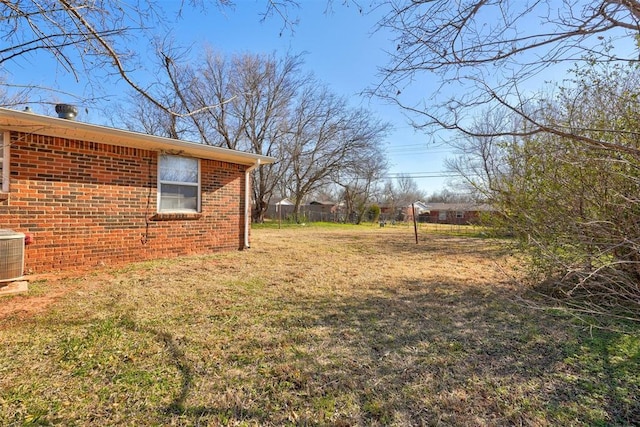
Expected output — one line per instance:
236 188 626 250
157 154 201 213
456 211 464 219
1 130 9 193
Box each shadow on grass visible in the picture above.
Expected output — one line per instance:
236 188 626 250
266 280 640 425
93 279 637 425
152 328 193 415
79 316 274 423
3 261 637 426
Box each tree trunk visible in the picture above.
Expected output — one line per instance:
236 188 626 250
292 198 304 223
252 199 267 223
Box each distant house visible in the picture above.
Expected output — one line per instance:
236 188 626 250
399 201 430 222
420 203 495 225
265 197 295 220
306 200 341 222
0 106 274 274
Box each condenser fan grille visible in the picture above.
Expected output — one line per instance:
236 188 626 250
0 230 25 282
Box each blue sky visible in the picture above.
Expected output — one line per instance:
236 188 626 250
170 1 457 195
6 1 639 197
3 1 459 195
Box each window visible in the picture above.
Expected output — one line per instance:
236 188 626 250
1 131 9 193
158 155 200 212
456 211 464 219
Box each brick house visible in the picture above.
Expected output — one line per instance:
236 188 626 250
0 106 273 274
418 203 495 224
396 201 430 223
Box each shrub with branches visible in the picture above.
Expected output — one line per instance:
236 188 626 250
451 62 640 321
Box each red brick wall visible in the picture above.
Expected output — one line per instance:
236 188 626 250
0 132 249 274
423 210 481 224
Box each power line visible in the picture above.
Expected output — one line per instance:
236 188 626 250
386 146 453 154
387 143 446 149
385 171 461 179
387 151 452 157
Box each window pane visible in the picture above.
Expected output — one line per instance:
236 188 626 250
160 184 198 211
159 155 198 183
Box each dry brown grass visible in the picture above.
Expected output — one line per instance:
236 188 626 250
1 224 638 426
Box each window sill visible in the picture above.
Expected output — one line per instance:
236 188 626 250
150 212 202 221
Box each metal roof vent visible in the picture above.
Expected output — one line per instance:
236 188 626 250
55 103 78 120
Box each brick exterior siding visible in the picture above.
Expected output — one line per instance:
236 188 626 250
422 210 481 224
0 131 249 274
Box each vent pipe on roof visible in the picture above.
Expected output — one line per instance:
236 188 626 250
55 104 78 120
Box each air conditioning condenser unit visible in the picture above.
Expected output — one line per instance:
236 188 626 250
0 229 25 282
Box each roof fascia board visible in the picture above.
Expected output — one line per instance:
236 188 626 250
0 107 274 166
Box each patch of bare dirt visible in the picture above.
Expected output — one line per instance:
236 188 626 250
0 271 111 322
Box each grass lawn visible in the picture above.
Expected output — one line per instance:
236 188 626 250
1 224 638 426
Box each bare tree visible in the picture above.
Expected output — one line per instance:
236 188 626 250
117 35 389 224
335 150 388 224
115 45 195 139
424 189 472 203
0 77 29 108
445 107 519 201
381 174 424 220
189 51 303 221
117 93 182 139
448 61 640 320
2 1 164 109
283 83 390 222
0 1 301 111
394 173 425 204
121 49 303 222
123 48 389 224
373 0 640 154
122 48 375 225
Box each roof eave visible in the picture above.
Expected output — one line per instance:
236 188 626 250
0 107 275 166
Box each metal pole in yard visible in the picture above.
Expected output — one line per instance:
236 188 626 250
412 203 418 244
